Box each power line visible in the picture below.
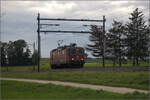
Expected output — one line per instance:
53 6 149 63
40 24 60 26
40 30 92 34
39 18 103 22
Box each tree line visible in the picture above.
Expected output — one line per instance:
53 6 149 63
0 39 38 66
86 8 149 67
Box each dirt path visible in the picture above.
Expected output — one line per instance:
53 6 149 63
0 77 149 94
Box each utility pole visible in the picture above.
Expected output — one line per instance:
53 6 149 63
37 13 40 72
33 42 36 71
102 15 106 67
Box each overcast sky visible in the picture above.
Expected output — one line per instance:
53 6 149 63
1 0 149 58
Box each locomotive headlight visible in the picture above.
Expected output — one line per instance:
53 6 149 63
72 58 74 60
81 58 84 60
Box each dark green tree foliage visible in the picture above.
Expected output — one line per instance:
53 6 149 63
86 25 104 57
126 8 149 66
23 48 32 65
7 41 16 66
1 39 32 66
14 40 27 65
108 20 126 67
0 42 8 66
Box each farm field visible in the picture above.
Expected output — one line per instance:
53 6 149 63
1 70 149 90
1 80 149 99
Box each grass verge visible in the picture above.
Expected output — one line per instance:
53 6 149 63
1 80 149 99
1 71 149 90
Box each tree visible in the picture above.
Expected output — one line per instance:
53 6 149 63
7 41 16 66
86 25 105 67
1 40 33 67
108 20 126 67
23 48 32 65
32 50 38 65
126 8 149 66
0 42 8 66
6 39 32 66
13 39 27 65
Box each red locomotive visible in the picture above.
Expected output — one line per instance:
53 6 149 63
50 43 85 69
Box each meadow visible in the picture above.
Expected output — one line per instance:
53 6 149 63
1 80 149 99
1 70 149 90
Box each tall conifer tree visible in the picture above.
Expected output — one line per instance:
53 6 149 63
126 8 149 66
86 25 105 66
108 20 125 67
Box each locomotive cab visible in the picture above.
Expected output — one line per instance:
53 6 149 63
68 47 85 67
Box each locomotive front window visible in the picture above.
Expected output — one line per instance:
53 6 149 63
69 48 76 55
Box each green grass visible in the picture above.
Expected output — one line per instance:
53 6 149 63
1 71 149 90
1 61 50 72
1 80 149 99
84 63 101 67
85 59 99 63
85 59 149 67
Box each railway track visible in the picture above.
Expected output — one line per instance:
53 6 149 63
2 66 150 73
51 66 149 72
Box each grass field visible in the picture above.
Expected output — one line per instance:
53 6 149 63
85 59 149 67
1 71 149 90
1 80 149 99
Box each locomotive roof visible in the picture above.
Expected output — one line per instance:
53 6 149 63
51 44 83 52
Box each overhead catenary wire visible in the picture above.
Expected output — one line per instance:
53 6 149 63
39 18 103 22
